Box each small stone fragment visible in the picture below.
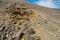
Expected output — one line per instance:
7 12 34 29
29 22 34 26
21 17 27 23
34 36 41 40
1 32 7 40
24 28 35 35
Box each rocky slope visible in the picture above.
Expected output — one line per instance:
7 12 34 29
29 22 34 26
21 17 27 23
0 0 60 40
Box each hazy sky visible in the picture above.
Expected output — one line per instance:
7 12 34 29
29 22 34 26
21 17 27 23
25 0 60 9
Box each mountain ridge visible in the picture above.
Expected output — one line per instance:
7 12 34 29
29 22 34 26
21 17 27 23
0 0 60 40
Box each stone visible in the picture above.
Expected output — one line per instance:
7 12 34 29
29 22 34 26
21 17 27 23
25 28 35 35
34 36 41 40
1 32 7 40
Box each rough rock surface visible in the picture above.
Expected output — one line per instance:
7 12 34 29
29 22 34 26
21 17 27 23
0 0 60 40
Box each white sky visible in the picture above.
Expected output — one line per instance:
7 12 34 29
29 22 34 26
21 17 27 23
35 0 58 8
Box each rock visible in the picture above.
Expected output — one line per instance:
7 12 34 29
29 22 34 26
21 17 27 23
26 28 35 35
34 36 41 40
23 35 34 40
1 32 7 40
0 23 6 32
23 35 41 40
0 1 2 3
